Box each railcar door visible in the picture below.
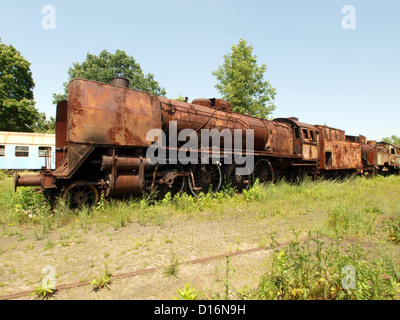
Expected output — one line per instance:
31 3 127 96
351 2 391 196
293 126 301 154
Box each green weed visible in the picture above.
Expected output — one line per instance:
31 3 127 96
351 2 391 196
244 233 400 300
163 251 179 277
173 283 200 300
214 256 236 300
31 279 57 300
90 262 112 292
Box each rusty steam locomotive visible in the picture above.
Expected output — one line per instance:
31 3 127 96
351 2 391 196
15 78 400 208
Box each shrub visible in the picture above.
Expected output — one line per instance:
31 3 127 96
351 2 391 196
12 187 51 226
242 179 261 202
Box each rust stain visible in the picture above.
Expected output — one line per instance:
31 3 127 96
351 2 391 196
316 125 363 170
67 79 161 147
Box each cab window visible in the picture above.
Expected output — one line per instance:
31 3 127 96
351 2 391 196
294 128 300 139
302 129 309 140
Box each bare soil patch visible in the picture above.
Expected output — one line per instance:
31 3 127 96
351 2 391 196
0 209 328 299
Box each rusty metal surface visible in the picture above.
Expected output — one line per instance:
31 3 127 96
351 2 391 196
111 77 130 88
42 172 56 189
316 125 363 170
265 120 294 156
55 100 68 168
377 142 400 169
159 96 302 158
14 173 42 190
159 96 269 150
274 118 318 161
67 79 161 147
392 146 400 168
100 155 149 171
362 142 389 167
108 174 142 195
66 143 94 177
192 98 231 112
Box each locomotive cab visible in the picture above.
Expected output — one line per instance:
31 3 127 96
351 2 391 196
274 117 319 161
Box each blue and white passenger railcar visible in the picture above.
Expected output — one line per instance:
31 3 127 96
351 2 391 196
0 131 55 170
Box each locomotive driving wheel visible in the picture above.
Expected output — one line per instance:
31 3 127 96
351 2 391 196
62 181 99 210
252 159 274 184
157 164 186 198
225 162 252 192
188 164 222 196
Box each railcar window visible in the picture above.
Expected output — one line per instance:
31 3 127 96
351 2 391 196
391 149 396 155
38 146 51 157
15 146 29 157
310 131 316 141
302 129 309 140
0 145 4 157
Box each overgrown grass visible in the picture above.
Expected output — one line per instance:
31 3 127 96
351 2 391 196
2 174 400 237
176 232 400 300
249 232 400 300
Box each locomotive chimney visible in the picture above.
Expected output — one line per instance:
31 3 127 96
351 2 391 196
111 77 130 88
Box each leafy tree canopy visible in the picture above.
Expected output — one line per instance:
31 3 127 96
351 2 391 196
32 114 56 134
0 39 54 133
382 135 400 146
0 39 39 132
53 49 166 104
212 38 276 119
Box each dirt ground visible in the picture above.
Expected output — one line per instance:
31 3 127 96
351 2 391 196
0 208 329 300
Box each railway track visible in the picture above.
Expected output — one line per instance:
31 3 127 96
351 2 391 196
0 236 312 300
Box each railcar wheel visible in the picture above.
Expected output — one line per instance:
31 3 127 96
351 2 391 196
157 164 186 198
253 159 274 184
188 164 222 196
225 162 252 192
62 181 99 210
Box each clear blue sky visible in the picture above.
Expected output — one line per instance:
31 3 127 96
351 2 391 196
1 0 399 140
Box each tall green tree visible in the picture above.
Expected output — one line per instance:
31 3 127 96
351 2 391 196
53 49 166 104
0 39 40 132
212 38 276 119
382 135 400 146
31 114 56 134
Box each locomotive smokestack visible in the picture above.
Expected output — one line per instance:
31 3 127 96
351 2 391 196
111 77 130 88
